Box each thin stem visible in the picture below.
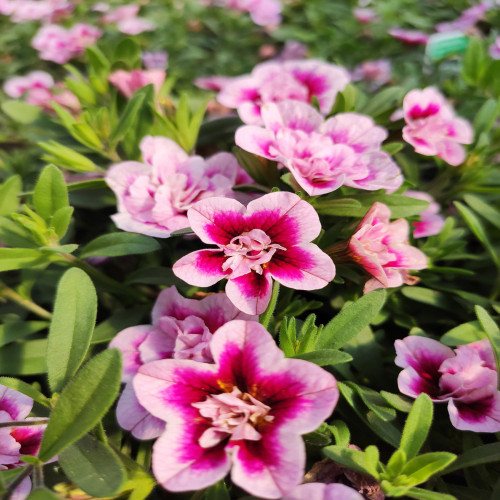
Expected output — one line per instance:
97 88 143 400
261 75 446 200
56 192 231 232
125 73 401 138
0 419 49 429
3 465 33 500
93 421 108 445
259 281 280 331
32 466 44 490
0 283 52 320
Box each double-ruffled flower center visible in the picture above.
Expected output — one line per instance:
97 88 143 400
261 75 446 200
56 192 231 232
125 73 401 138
192 386 274 448
221 228 286 278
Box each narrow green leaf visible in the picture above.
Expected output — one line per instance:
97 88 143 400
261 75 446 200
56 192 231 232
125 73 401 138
462 36 485 85
380 391 413 413
322 445 376 478
316 289 386 349
39 141 100 173
59 434 126 497
0 248 45 271
38 349 122 461
2 100 41 124
328 420 350 447
0 377 50 407
51 206 74 238
475 305 500 376
360 86 405 118
33 165 69 222
401 286 451 310
279 317 295 357
399 394 433 460
113 38 141 66
47 268 97 394
26 489 61 500
232 146 280 188
473 99 500 138
0 339 47 375
464 194 500 230
344 382 396 421
0 320 48 348
387 449 407 477
80 233 160 258
441 442 500 474
291 349 352 365
310 198 362 216
91 306 149 344
402 452 456 485
0 175 22 216
405 487 456 500
440 321 485 346
205 480 230 500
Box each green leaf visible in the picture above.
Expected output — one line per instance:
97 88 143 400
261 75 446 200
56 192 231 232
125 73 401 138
462 36 485 86
402 452 456 486
291 349 352 365
0 339 47 375
401 287 451 310
387 449 407 477
59 434 126 497
0 175 22 216
382 142 405 155
405 487 456 500
310 198 362 216
322 445 377 478
0 248 46 271
70 123 102 150
0 377 50 407
124 266 185 286
0 217 37 248
39 141 100 173
51 206 74 238
26 489 61 500
441 442 500 474
91 306 149 344
328 420 350 447
205 480 231 500
33 165 69 223
38 349 122 462
344 382 396 422
464 194 500 231
316 289 386 349
279 317 296 357
475 305 500 376
47 268 97 394
440 321 485 346
360 86 405 118
2 100 41 124
113 38 141 66
473 98 500 139
399 394 433 460
232 146 280 188
0 320 48 348
454 201 499 266
380 391 413 413
80 232 160 258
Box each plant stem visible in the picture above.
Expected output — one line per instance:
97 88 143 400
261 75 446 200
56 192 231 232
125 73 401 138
93 421 108 445
3 465 33 499
0 283 52 320
0 419 49 429
259 281 280 330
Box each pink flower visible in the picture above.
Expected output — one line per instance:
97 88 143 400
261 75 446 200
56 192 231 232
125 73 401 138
134 320 339 498
172 191 335 314
283 483 364 500
402 87 473 166
353 7 377 24
101 4 139 23
142 50 168 70
1 0 73 23
217 0 282 26
31 23 101 64
404 190 445 238
213 59 350 124
275 40 308 61
436 2 492 33
109 286 256 439
388 28 429 45
489 36 500 59
117 17 156 34
108 69 165 98
348 202 428 293
105 136 252 237
235 101 403 196
395 337 500 432
3 71 54 98
0 385 46 500
351 59 391 90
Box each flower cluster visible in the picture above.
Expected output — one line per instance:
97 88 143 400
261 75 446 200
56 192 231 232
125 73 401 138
236 100 403 196
100 3 156 35
205 0 282 26
0 0 73 23
395 337 500 432
108 69 166 98
105 135 253 237
402 87 473 166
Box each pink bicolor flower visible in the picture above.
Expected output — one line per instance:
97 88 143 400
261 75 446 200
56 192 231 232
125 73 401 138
212 59 350 125
351 59 391 90
348 202 428 293
388 28 429 45
216 0 282 26
489 36 500 59
395 337 500 432
404 190 445 238
283 483 364 500
235 101 403 196
436 2 492 33
3 71 54 98
172 191 335 314
31 23 101 64
142 50 168 70
195 75 234 92
105 136 252 237
108 69 165 98
402 87 473 166
109 286 255 439
353 7 377 24
0 385 46 500
134 320 339 498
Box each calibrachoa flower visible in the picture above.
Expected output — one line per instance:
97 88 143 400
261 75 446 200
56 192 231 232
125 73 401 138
109 286 256 439
283 483 364 500
172 191 336 314
108 69 165 98
388 27 429 45
404 190 445 238
205 59 350 125
353 7 377 24
31 23 101 64
489 36 500 59
351 59 391 90
402 87 473 166
346 202 427 293
0 0 73 23
235 101 403 196
208 0 282 26
0 385 46 500
395 337 500 432
105 136 252 237
436 2 492 33
134 320 339 498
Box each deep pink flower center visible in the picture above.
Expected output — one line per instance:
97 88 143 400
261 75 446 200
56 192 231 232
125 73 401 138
192 386 274 448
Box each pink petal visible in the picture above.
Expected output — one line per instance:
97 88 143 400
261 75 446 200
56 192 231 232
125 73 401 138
0 385 33 420
173 249 228 287
283 483 364 500
448 393 500 433
225 271 273 314
235 125 277 160
262 101 323 134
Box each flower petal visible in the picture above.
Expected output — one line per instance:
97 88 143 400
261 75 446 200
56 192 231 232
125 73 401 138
225 271 273 315
448 393 500 433
173 250 228 287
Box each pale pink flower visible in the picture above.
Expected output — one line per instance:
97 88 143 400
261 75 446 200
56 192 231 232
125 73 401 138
3 71 54 98
142 50 168 69
395 337 500 432
32 23 101 64
351 59 391 90
217 0 282 26
436 2 492 33
108 69 165 98
275 40 308 61
109 287 255 439
105 136 252 238
173 191 335 314
388 27 429 45
0 385 46 500
101 4 139 23
1 0 73 23
134 320 339 497
402 87 473 166
348 202 428 293
404 190 445 238
235 101 403 196
489 36 500 59
195 75 233 92
353 7 377 24
117 17 156 34
211 59 350 124
283 483 364 500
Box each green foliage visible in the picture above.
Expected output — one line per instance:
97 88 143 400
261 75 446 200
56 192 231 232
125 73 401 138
80 233 160 258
